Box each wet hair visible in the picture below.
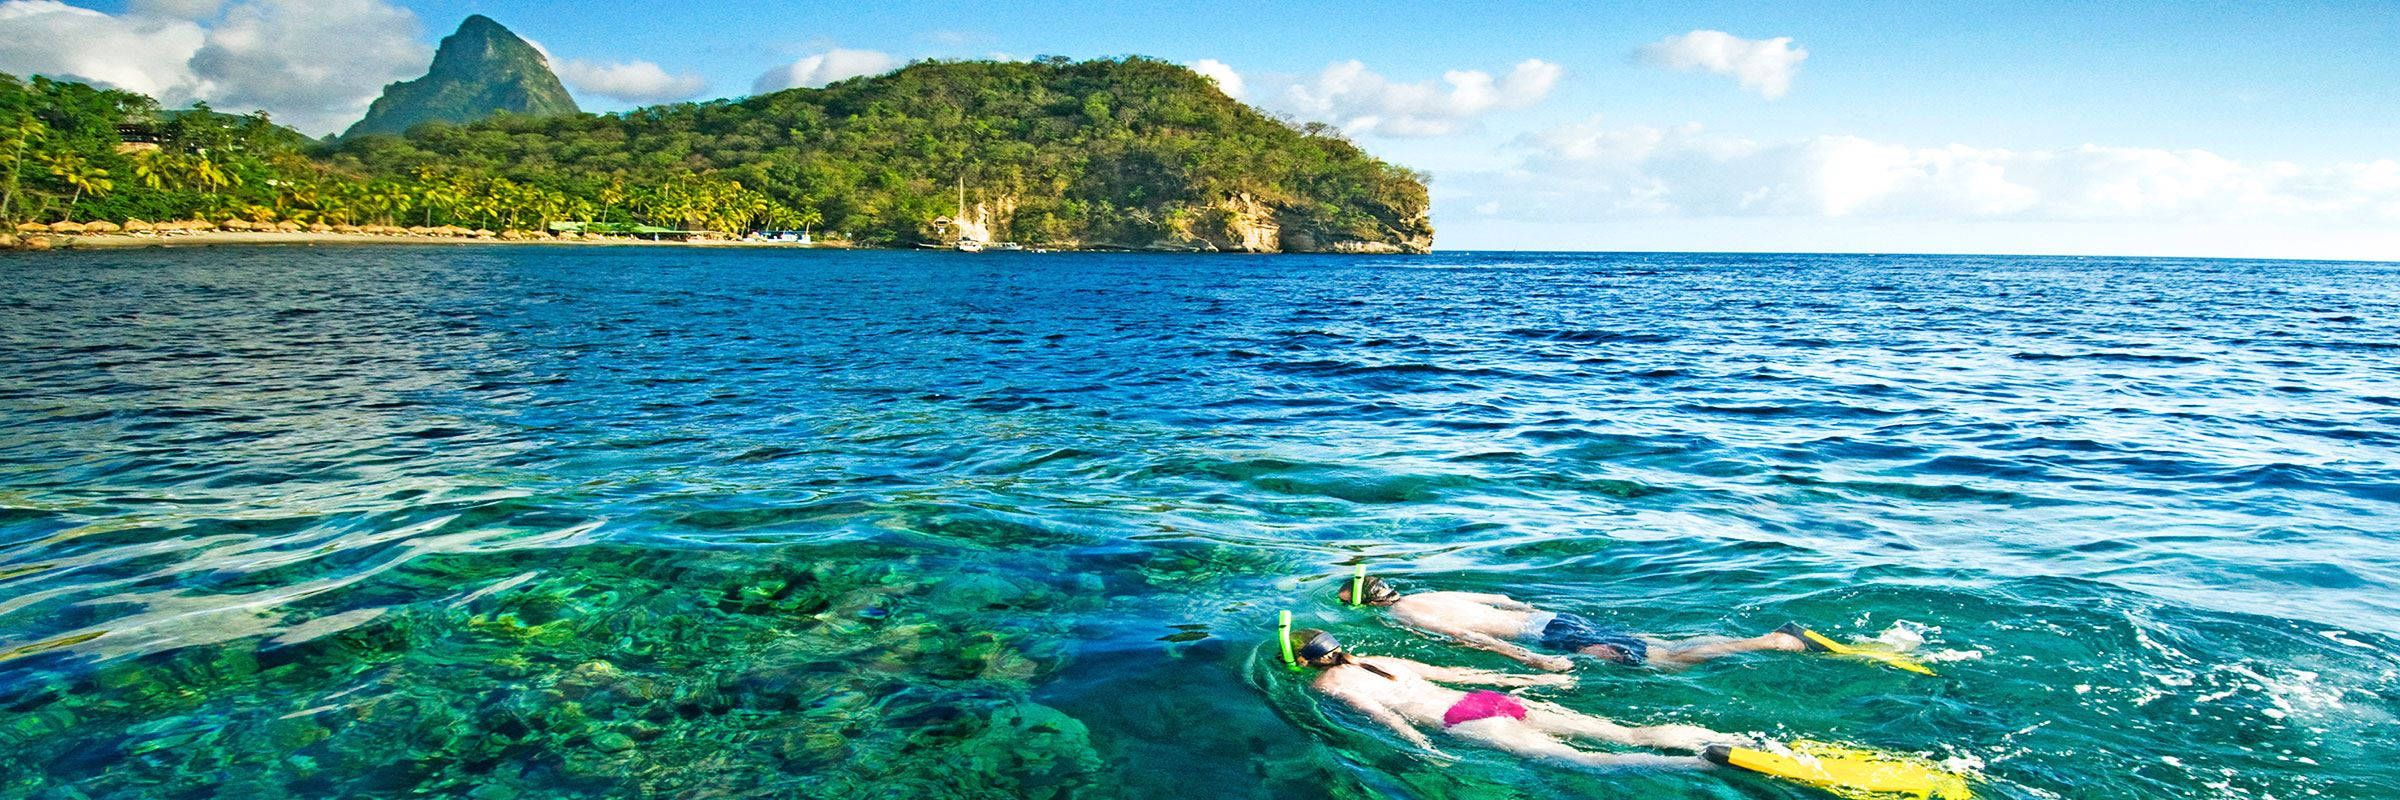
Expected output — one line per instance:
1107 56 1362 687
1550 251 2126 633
1288 628 1396 680
1335 576 1402 606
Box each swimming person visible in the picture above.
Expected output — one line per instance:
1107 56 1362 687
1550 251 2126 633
1284 628 1739 770
1338 576 1826 671
1280 627 1977 798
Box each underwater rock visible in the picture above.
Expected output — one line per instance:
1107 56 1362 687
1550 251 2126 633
945 701 1105 798
564 659 623 685
928 572 1054 611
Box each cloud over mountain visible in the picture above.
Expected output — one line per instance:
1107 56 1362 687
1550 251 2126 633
0 0 426 135
1188 58 1243 98
0 1 206 100
752 48 898 93
556 58 708 105
1186 58 1562 138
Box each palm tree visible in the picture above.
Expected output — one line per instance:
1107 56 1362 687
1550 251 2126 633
363 181 410 226
175 155 234 218
417 180 459 227
0 115 47 224
44 152 113 221
130 152 172 191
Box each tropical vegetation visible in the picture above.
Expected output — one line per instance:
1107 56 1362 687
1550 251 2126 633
3 54 1432 250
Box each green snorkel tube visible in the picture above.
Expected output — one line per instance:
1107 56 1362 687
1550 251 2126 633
1350 563 1366 607
1278 610 1300 670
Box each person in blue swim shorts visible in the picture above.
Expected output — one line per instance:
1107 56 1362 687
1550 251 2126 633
1340 576 1827 672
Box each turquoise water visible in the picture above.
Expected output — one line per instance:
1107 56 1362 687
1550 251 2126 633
0 247 2395 799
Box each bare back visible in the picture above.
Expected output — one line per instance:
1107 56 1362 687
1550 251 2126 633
1389 591 1541 640
1311 657 1466 726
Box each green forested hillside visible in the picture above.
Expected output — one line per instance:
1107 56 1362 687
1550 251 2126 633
332 57 1432 249
3 56 1433 251
342 15 580 140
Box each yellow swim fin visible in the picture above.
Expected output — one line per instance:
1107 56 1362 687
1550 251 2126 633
1779 623 1938 676
1705 740 1973 800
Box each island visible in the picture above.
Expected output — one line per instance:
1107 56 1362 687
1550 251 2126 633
0 15 1432 254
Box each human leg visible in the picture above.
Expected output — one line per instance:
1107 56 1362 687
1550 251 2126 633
1444 718 1712 772
1644 631 1805 669
1516 699 1747 753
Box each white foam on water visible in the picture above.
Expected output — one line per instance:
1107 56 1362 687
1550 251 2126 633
1872 620 1931 650
2316 629 2374 649
1921 648 1984 663
1867 619 1990 664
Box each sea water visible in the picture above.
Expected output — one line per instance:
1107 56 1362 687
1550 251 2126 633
0 247 2394 799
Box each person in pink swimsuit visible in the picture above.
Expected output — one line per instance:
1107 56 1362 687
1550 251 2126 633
1285 628 1751 769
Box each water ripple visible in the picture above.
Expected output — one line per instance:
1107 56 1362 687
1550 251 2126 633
0 248 2396 799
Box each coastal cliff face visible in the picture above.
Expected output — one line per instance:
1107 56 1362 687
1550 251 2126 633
1138 191 1435 254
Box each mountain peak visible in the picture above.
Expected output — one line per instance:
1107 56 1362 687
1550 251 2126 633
341 14 577 139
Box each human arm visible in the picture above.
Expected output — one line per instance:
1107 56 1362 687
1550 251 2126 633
1439 629 1577 672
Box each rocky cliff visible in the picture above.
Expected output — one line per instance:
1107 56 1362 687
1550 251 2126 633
1169 192 1433 254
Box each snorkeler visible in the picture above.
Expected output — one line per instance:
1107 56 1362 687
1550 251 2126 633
1284 627 1738 769
1278 626 1976 798
1339 576 1844 672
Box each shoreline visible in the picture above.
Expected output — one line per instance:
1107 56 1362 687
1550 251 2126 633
8 231 843 251
5 230 1427 255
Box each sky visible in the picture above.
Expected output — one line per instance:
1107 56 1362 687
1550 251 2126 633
6 0 2400 259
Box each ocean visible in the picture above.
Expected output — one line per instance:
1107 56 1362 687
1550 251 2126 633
0 246 2393 799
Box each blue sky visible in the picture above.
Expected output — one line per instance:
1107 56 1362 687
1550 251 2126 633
14 0 2400 258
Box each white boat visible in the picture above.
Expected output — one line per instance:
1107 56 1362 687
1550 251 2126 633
952 176 985 253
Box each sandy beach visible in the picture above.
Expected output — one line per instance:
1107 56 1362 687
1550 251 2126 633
9 230 834 251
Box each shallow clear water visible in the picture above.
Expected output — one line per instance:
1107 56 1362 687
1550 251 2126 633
1 246 2396 799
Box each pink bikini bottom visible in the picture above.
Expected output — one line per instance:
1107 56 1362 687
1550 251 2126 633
1442 690 1528 727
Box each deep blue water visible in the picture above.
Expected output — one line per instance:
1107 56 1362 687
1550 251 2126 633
0 246 2395 799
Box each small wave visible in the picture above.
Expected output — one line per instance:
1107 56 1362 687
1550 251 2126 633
1501 327 1676 344
1678 402 1909 418
1906 454 2053 480
1773 474 2054 506
2011 351 2207 364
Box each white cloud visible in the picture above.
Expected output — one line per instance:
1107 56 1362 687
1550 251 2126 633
1637 30 1806 99
556 58 707 105
0 1 207 100
1188 58 1243 98
0 0 425 136
187 0 426 134
1203 58 1560 138
751 48 897 94
1462 115 2400 228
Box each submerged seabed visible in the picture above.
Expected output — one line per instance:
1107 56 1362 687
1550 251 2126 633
0 247 2395 799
